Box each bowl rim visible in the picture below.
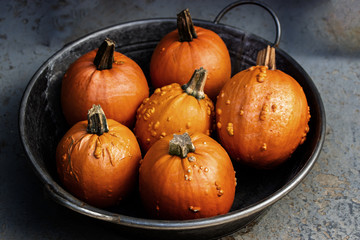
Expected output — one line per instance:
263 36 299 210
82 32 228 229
18 18 326 231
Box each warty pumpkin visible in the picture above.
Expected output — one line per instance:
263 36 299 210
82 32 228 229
149 9 231 100
216 46 311 169
61 38 149 127
56 105 142 208
139 132 236 220
134 67 215 153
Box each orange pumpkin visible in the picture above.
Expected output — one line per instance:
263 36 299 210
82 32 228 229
139 132 236 220
216 46 311 169
149 9 231 100
134 67 214 153
61 38 149 127
56 105 142 208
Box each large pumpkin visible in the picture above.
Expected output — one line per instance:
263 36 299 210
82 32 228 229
149 9 231 100
61 38 149 127
134 67 215 153
139 132 236 220
216 46 311 169
56 105 142 208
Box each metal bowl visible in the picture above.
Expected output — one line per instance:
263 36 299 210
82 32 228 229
19 1 325 239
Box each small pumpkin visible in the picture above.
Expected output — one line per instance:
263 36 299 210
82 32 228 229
61 38 149 127
149 9 231 100
216 46 311 169
56 105 142 208
134 67 215 153
139 132 236 220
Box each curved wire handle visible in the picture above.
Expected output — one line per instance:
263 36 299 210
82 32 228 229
214 0 281 47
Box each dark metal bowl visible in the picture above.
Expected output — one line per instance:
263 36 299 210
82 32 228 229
19 2 325 239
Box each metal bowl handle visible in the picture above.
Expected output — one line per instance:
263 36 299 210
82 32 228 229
214 0 281 47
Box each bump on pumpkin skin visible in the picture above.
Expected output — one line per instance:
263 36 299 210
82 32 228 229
261 143 267 151
94 138 102 159
226 122 234 136
189 206 201 213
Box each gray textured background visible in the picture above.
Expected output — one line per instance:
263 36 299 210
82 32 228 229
1 0 359 239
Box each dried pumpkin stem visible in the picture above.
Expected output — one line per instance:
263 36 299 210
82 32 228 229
93 38 115 70
181 67 207 99
169 133 196 158
256 45 276 70
87 105 109 136
177 9 197 42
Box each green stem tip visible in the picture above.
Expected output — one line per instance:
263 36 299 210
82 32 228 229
93 38 115 70
181 67 208 99
177 8 197 42
256 45 276 70
169 132 196 158
87 104 109 136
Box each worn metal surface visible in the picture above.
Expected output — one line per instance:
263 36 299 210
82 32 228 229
1 0 359 239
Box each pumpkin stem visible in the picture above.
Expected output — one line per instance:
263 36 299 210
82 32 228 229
169 133 196 158
256 45 276 70
177 9 197 42
93 38 115 70
87 105 109 136
181 67 207 99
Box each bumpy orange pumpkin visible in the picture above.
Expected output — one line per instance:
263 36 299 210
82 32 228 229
216 46 311 169
134 67 214 153
150 9 231 100
56 105 142 208
139 132 236 220
61 38 149 127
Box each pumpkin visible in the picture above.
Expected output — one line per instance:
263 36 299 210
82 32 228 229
216 46 311 169
56 105 142 208
139 132 236 220
61 38 149 127
149 9 231 100
134 67 215 153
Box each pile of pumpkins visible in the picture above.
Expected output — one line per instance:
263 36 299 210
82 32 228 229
56 9 311 220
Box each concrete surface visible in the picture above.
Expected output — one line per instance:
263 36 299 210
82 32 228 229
1 0 359 239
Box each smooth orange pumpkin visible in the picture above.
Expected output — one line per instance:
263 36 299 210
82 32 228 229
149 9 231 100
139 132 236 220
134 67 215 153
56 105 142 208
216 46 311 169
61 38 149 127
